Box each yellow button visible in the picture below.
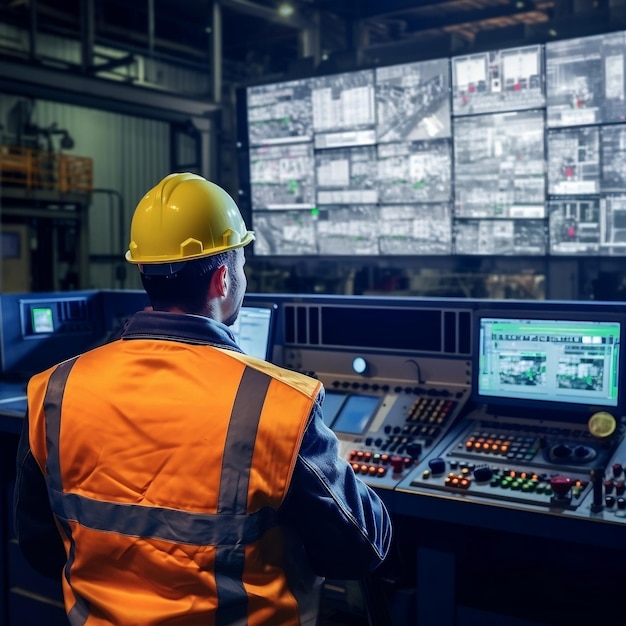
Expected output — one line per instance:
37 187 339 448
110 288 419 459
588 411 616 438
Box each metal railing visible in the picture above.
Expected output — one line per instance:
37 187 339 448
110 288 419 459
0 144 93 194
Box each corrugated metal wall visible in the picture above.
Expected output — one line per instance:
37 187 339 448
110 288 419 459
0 94 171 290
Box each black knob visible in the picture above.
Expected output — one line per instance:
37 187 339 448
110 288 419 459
551 444 572 459
574 445 593 460
473 465 494 482
405 442 422 459
428 457 446 475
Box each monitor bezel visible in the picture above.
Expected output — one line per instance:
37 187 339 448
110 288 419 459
472 308 626 421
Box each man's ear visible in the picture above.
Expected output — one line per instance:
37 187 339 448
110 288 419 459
209 265 228 298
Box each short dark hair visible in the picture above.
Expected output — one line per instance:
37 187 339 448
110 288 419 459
140 250 234 314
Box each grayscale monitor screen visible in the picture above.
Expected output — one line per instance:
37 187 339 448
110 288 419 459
231 304 277 361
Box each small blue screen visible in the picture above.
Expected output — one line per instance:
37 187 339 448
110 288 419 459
331 394 380 435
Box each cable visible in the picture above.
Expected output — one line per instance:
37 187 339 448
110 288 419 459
405 358 425 384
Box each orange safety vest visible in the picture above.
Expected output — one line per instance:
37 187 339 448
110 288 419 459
27 338 323 626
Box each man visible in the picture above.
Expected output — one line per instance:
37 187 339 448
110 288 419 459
14 172 392 625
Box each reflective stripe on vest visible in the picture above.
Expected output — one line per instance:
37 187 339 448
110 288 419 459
43 357 90 624
39 351 308 626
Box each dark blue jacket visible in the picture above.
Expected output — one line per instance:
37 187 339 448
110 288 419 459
14 310 392 583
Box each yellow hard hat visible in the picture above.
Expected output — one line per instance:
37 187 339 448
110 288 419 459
125 172 254 268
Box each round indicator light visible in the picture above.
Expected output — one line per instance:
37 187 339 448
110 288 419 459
352 356 368 375
588 411 617 438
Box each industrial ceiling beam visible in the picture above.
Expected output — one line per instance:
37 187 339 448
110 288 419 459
398 2 547 33
357 0 547 20
355 0 468 20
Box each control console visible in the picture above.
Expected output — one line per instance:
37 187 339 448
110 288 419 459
395 306 626 523
311 375 471 490
281 344 472 490
402 408 622 510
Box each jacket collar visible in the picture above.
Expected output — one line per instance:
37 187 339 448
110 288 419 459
121 310 243 353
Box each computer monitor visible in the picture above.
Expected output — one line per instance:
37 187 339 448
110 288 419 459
473 309 625 420
231 303 277 361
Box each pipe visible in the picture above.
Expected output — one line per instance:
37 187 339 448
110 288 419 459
92 188 126 289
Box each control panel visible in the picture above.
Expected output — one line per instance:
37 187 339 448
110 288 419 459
333 383 471 491
399 406 626 517
282 348 472 490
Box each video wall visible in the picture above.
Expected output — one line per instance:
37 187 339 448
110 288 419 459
237 30 626 257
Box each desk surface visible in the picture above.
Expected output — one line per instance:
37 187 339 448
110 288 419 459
0 381 27 435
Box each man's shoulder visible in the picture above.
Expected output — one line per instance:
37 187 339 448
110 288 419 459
215 348 322 399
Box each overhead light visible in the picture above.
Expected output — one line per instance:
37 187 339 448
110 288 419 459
278 2 294 17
